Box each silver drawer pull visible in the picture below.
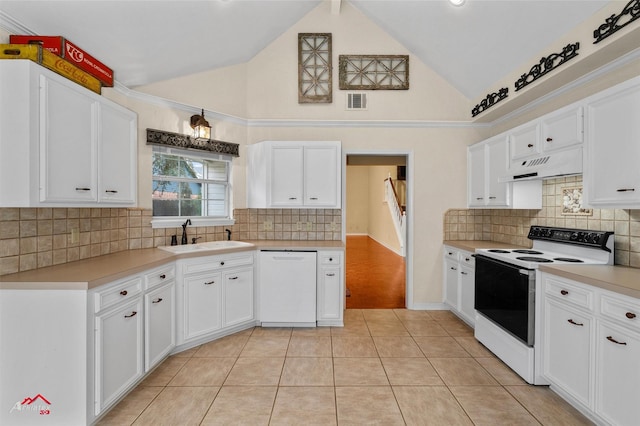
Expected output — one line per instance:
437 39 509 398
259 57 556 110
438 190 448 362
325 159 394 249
606 336 627 345
204 281 215 285
152 298 163 304
124 311 137 318
568 319 583 326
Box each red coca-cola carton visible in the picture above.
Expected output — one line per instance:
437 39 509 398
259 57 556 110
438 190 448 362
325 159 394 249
10 35 114 87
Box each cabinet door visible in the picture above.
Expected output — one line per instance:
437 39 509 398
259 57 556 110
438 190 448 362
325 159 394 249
509 122 540 161
270 146 304 206
183 272 222 340
304 145 340 207
585 82 640 207
467 144 486 207
40 75 97 203
444 258 459 310
486 136 509 207
459 264 475 325
595 321 640 426
318 266 342 321
223 268 254 327
541 105 583 153
98 102 137 204
95 298 143 415
543 298 593 408
145 282 175 372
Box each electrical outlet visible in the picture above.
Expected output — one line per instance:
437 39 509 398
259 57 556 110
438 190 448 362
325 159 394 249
330 221 338 231
71 228 79 244
306 221 313 231
263 220 273 231
295 222 302 231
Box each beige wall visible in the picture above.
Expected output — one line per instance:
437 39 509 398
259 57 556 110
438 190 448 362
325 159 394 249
346 166 369 235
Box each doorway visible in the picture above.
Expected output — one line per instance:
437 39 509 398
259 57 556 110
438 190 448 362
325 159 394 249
344 153 410 309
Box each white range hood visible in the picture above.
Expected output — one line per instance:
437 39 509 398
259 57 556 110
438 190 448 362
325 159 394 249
499 145 582 182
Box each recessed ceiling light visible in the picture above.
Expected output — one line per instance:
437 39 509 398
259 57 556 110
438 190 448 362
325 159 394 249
449 0 466 6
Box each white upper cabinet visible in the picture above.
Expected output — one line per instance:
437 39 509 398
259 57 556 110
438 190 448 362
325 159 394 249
247 141 341 208
0 60 137 207
467 135 540 209
584 76 640 208
541 105 583 153
509 122 540 161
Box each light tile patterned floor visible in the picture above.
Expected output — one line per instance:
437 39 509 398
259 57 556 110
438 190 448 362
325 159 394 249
97 309 593 425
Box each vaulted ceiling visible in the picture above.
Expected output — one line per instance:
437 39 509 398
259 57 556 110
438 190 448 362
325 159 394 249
0 0 612 100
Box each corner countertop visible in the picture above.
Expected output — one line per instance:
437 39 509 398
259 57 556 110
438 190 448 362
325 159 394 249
443 240 528 252
0 240 344 290
539 264 640 300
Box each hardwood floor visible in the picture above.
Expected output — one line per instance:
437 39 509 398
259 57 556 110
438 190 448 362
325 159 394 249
345 235 405 309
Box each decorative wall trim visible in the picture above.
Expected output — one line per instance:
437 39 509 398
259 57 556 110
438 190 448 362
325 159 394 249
339 55 409 90
593 0 640 44
514 42 580 92
471 88 509 117
146 129 239 156
298 33 332 103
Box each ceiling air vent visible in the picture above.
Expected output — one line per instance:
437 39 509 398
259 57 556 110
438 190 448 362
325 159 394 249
346 93 367 110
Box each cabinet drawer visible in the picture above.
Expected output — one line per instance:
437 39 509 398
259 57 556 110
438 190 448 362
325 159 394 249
600 294 640 332
144 265 175 291
182 253 254 276
444 247 459 261
95 277 142 313
318 252 341 266
459 252 475 267
545 277 594 311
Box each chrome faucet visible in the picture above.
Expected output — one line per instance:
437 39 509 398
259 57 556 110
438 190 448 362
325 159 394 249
181 219 191 245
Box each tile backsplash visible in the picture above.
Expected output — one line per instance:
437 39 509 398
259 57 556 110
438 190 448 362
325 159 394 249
0 208 342 276
443 176 640 268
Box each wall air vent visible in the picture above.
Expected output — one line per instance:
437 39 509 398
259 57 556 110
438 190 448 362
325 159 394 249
346 93 367 110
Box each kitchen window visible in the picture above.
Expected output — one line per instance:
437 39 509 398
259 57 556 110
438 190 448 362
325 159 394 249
150 146 234 228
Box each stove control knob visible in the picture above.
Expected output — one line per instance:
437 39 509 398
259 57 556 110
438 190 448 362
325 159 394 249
588 233 600 244
570 232 579 241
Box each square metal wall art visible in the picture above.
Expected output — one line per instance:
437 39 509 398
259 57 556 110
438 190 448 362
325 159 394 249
339 55 409 90
298 33 332 103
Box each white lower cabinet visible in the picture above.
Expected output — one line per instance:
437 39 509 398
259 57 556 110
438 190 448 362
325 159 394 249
95 298 144 415
542 297 593 408
183 271 223 340
144 282 176 371
317 251 344 326
176 252 256 348
539 271 640 425
443 246 475 326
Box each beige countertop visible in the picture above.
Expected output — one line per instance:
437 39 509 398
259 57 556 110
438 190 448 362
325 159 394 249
443 240 528 252
0 240 344 290
539 264 640 300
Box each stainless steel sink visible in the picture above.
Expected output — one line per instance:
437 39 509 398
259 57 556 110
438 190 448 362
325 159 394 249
158 240 254 254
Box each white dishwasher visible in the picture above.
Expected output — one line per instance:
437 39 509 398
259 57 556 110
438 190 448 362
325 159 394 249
259 250 317 327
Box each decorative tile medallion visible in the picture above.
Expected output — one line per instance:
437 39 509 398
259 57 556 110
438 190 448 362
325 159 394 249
562 186 592 216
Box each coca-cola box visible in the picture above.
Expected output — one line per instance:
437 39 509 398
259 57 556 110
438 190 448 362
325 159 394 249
10 35 113 87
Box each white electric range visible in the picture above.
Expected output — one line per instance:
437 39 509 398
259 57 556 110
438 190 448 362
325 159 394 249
473 226 614 384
